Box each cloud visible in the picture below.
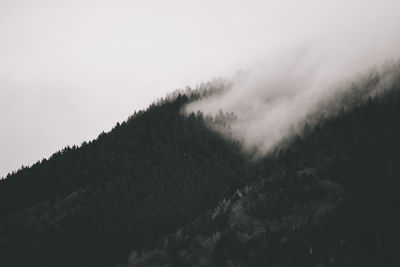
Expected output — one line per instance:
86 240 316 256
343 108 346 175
186 19 400 156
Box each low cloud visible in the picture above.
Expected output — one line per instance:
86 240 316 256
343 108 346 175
186 33 400 155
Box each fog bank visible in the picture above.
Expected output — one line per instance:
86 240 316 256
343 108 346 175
186 23 400 155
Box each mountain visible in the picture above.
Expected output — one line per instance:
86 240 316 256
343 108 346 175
122 82 400 267
0 89 253 267
1 69 400 267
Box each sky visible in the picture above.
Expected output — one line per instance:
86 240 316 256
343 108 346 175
1 0 400 177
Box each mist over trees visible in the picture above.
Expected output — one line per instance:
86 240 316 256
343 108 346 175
122 62 400 267
1 64 400 266
186 59 400 157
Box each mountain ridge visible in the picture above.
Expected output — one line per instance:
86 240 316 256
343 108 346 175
1 68 400 266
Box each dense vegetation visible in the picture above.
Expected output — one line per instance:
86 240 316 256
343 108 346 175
1 67 400 266
123 87 400 267
0 90 253 266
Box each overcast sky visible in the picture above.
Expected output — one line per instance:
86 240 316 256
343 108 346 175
1 0 399 177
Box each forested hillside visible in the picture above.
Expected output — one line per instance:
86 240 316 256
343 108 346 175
1 69 400 267
122 74 400 266
0 89 254 266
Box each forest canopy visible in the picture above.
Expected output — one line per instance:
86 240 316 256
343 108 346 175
1 64 400 266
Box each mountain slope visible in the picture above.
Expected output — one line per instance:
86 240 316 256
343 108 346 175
1 70 400 267
121 78 400 266
0 92 253 267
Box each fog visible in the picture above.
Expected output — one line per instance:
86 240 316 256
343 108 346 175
1 0 400 176
186 1 400 156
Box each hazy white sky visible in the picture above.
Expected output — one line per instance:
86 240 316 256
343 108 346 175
1 0 399 177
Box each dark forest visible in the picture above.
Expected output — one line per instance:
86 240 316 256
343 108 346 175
1 69 400 267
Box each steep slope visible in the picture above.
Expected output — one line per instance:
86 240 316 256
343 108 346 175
2 70 400 267
122 81 400 266
0 93 253 267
